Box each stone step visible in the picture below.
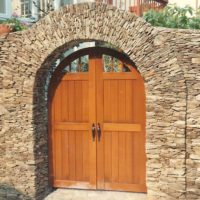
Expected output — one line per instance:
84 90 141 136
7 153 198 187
44 189 147 200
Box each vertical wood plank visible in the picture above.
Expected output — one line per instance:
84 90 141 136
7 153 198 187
88 54 97 188
54 130 62 180
118 80 126 122
82 80 89 181
111 131 119 183
75 131 83 181
111 80 119 183
68 130 76 181
118 80 126 182
111 80 119 123
132 133 140 183
61 131 69 179
74 81 83 181
132 79 141 183
75 81 82 122
104 80 111 122
125 80 134 183
82 81 89 122
54 84 62 122
67 80 76 181
82 131 89 181
126 132 133 183
61 81 68 122
118 131 126 183
68 81 75 122
95 54 105 189
103 80 112 184
125 80 133 122
104 132 112 182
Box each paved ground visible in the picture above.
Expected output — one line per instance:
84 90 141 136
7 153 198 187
44 189 147 200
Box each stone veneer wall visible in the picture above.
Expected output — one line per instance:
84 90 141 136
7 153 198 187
175 31 200 200
0 3 200 200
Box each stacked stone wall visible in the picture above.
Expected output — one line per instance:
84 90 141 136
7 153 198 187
0 3 200 200
175 31 200 200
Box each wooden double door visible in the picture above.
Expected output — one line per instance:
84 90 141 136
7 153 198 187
49 47 146 193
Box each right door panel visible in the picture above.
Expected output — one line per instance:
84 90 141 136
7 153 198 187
96 55 146 193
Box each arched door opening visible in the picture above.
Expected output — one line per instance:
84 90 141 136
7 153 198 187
48 47 146 193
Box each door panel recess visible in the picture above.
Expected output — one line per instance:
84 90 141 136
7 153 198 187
49 47 146 193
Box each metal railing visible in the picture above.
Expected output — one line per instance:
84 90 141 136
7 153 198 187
35 0 167 18
101 0 167 15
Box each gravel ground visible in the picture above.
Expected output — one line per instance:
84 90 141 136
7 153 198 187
44 189 147 200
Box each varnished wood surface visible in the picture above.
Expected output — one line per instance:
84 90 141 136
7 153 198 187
49 47 146 193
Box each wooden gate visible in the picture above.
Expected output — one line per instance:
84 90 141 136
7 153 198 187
49 47 146 192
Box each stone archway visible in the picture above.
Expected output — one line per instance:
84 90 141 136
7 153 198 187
48 46 147 193
1 3 189 200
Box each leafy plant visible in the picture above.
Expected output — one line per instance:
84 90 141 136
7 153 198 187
0 13 30 32
143 4 200 30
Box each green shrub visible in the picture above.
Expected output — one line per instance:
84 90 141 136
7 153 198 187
143 4 200 29
0 16 30 32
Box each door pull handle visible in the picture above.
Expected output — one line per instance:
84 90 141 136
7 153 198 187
97 123 101 142
92 123 96 141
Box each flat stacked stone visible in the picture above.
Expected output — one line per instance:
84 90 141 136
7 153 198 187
0 2 200 200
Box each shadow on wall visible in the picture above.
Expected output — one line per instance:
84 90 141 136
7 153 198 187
33 68 53 200
32 53 56 200
32 41 83 199
0 184 32 200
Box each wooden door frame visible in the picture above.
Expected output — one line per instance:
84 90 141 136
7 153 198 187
49 47 138 90
48 46 145 188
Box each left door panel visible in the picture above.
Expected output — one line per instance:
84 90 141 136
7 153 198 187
50 71 96 189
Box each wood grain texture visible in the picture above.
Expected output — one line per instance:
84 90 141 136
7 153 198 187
49 49 146 192
97 55 146 192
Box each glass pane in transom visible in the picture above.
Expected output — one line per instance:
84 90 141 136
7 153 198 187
62 55 89 73
103 55 130 72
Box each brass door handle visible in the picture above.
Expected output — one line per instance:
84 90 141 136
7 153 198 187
97 123 101 142
92 123 96 141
